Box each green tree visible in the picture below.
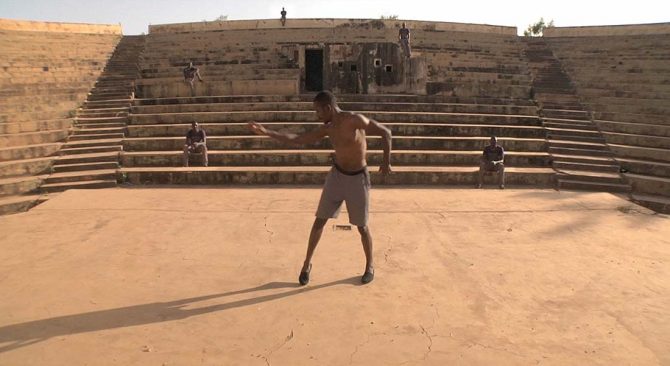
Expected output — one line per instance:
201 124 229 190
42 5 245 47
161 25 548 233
380 15 399 20
524 18 555 37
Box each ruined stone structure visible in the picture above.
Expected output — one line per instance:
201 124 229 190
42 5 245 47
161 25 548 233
1 18 669 215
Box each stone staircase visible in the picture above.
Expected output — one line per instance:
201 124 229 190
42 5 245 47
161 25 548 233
523 39 631 193
42 36 145 193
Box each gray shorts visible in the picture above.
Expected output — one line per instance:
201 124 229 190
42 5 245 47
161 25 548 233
316 165 371 227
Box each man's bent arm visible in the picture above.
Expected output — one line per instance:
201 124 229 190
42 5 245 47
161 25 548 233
365 119 392 168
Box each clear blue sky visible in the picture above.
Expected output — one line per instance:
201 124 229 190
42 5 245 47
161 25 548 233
1 0 668 35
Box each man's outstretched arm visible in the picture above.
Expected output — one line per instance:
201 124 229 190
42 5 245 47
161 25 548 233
248 121 326 145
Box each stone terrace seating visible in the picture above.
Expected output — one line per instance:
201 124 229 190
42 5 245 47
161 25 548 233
547 34 670 209
120 94 554 186
0 28 120 214
412 31 531 98
138 24 531 99
137 31 301 98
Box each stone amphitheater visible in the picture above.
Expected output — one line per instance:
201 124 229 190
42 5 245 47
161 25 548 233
0 17 668 365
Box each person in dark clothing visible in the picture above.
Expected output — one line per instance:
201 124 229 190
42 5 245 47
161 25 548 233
478 136 505 189
183 121 208 167
183 62 204 96
280 8 287 26
398 22 411 58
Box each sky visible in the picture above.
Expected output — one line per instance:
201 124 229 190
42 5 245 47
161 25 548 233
0 0 668 35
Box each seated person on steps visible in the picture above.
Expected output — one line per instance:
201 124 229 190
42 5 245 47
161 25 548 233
183 121 208 167
183 62 204 97
478 136 505 189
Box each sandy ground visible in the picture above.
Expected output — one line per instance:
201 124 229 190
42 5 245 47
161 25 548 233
0 187 669 366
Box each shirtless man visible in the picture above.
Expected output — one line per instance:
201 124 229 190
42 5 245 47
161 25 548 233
183 62 204 97
399 22 411 58
248 91 392 285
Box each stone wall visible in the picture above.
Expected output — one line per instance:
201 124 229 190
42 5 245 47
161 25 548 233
0 18 122 34
149 18 516 35
544 22 670 37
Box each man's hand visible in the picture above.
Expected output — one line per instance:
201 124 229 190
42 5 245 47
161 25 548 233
379 163 392 176
248 121 267 136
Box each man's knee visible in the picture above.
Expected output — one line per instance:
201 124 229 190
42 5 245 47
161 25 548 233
183 145 190 153
357 225 369 236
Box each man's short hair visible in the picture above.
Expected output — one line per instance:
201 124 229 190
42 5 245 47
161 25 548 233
313 91 337 107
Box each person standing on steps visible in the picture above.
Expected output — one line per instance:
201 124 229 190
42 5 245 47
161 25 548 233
280 8 287 26
247 91 392 285
183 62 204 97
399 22 411 58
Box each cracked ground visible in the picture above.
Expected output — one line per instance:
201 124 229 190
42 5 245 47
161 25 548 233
0 187 669 365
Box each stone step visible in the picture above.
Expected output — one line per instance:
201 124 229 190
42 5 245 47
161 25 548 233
0 143 62 161
119 166 556 186
624 173 670 196
72 127 125 135
543 122 598 131
45 169 118 184
602 131 670 150
0 194 49 216
75 116 127 124
596 120 670 138
556 169 624 184
123 136 548 152
0 175 47 197
548 134 606 144
41 179 118 193
128 111 542 125
553 161 620 173
54 152 120 165
126 122 545 138
121 149 552 168
549 147 614 157
0 156 54 178
58 145 123 156
64 138 123 149
76 122 127 129
550 153 616 164
557 179 631 193
617 158 670 179
52 161 119 173
131 101 539 115
608 143 670 163
133 94 537 107
630 194 670 214
549 140 609 151
68 133 125 141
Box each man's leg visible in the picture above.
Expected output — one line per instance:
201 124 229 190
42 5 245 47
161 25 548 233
183 145 191 167
478 162 485 188
196 144 208 167
498 163 505 188
302 217 328 273
357 225 374 272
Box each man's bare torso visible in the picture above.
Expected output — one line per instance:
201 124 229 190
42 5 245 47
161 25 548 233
324 111 367 172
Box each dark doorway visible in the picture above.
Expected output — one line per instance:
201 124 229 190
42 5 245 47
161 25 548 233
305 49 324 91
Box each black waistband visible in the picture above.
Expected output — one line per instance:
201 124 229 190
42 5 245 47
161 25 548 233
333 163 367 176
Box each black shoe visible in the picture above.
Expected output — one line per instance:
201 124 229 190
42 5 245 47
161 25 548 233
299 263 312 286
361 268 374 284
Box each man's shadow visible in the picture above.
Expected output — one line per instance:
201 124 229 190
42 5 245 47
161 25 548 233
0 276 361 353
